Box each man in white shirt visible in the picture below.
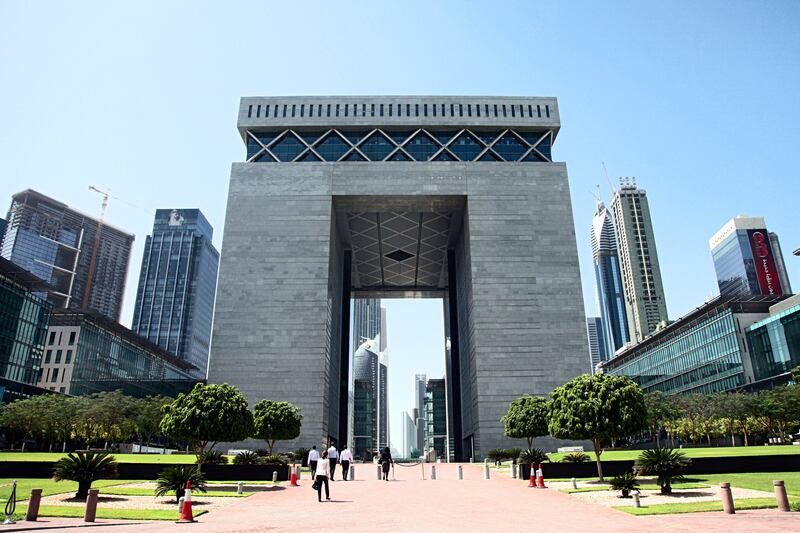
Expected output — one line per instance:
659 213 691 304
307 446 320 478
327 443 339 481
339 445 353 481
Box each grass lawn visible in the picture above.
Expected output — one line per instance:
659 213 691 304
615 497 800 515
0 452 203 463
686 472 800 497
0 478 132 502
102 487 253 497
11 504 208 521
547 445 800 462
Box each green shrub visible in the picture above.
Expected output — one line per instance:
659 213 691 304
293 447 310 466
155 465 207 503
486 448 507 464
562 452 590 463
610 470 640 498
254 449 270 457
505 448 523 462
635 447 691 494
260 454 288 465
196 450 227 465
52 451 119 500
233 450 262 465
519 448 549 465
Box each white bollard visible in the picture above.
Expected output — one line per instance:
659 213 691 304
484 463 490 479
237 482 243 494
511 463 517 479
377 464 382 480
272 471 278 483
350 466 355 480
431 465 436 480
295 465 301 480
457 465 463 480
571 477 577 490
633 490 641 508
178 496 185 511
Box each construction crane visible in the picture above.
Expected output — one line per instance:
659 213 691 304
82 185 110 311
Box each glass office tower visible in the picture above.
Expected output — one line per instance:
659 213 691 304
131 209 219 378
590 200 629 355
586 317 607 372
709 216 792 297
352 335 387 458
2 190 134 321
611 180 669 342
425 378 448 460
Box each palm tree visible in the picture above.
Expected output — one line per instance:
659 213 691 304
634 447 691 494
52 451 118 500
155 465 208 503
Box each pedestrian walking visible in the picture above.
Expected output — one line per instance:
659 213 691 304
379 447 393 481
308 446 320 478
313 451 331 502
327 443 339 481
340 444 353 481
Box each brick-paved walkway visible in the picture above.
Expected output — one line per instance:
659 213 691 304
6 463 800 532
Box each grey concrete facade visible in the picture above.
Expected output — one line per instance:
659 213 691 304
208 96 588 459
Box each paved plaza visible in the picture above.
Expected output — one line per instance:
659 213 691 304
6 464 800 532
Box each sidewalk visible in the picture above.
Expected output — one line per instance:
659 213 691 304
4 463 799 532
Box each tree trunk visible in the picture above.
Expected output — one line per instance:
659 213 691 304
662 480 672 494
743 431 749 447
731 433 735 447
21 440 26 452
592 439 604 481
62 441 67 453
527 437 533 449
76 480 91 500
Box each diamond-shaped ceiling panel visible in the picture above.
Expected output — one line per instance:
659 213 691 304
346 211 452 291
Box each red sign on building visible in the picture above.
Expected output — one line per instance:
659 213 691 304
747 230 783 295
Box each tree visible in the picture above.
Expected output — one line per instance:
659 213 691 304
253 400 302 454
0 397 42 451
132 396 171 446
35 394 78 452
548 373 647 480
754 386 800 443
791 365 800 384
501 395 549 449
644 391 677 446
635 447 691 494
52 451 119 499
160 383 254 470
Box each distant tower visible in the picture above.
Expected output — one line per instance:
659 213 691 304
586 317 607 372
611 179 669 342
414 373 427 453
590 199 629 355
709 216 792 296
131 209 219 378
2 189 134 321
352 335 387 458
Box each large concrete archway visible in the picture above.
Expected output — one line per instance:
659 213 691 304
208 96 588 460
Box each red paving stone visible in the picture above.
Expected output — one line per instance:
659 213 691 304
7 464 800 532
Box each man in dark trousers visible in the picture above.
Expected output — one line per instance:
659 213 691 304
339 444 353 480
327 443 339 481
307 446 320 478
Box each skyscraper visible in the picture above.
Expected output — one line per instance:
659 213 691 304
590 200 629 355
131 209 219 377
414 373 427 453
425 378 448 460
611 179 669 342
709 216 792 297
586 317 607 372
1 190 134 321
400 410 416 458
352 335 387 458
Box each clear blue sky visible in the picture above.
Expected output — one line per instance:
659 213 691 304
2 1 798 450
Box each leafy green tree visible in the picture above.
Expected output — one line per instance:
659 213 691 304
160 383 254 470
132 395 171 446
548 373 647 480
754 386 800 443
635 447 691 494
0 397 42 451
155 465 207 503
35 394 78 452
644 391 679 446
501 395 549 449
791 365 800 384
253 400 303 454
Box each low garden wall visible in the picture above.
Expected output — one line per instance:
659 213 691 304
0 461 291 481
519 453 800 480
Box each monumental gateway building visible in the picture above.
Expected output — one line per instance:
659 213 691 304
207 96 588 460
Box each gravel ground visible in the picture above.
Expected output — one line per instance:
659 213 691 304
548 478 775 507
39 491 242 513
120 481 276 492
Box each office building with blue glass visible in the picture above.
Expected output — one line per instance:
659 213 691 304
746 294 800 386
132 209 219 378
586 317 607 372
2 190 134 322
590 200 629 357
599 295 788 394
709 216 791 297
0 257 53 402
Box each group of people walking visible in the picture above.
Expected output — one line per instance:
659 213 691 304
307 444 392 501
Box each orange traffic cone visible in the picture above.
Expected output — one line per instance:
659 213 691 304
290 464 298 486
177 481 195 523
536 464 546 488
528 463 536 488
